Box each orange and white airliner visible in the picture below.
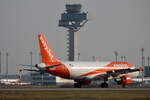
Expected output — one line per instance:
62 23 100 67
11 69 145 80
22 34 142 88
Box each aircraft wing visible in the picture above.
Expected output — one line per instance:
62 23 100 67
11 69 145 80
92 68 142 80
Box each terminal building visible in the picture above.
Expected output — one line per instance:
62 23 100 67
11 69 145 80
30 72 56 85
30 72 74 85
144 66 150 77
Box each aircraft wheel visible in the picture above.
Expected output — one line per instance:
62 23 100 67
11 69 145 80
74 83 81 88
122 85 126 88
100 83 108 88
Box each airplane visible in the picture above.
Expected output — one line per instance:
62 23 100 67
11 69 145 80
21 34 143 88
0 68 22 85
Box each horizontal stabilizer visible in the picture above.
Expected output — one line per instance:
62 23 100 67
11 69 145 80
23 68 40 72
19 64 35 67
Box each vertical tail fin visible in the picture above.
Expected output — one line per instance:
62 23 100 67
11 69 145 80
38 34 58 63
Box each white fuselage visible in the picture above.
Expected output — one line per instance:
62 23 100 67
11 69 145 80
61 61 139 80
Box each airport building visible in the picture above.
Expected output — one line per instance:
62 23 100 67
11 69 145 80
30 72 74 85
30 72 56 85
144 66 150 77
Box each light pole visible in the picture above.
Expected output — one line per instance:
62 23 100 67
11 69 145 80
0 51 1 80
114 51 118 62
121 56 124 62
148 56 150 66
123 56 127 62
92 56 96 61
141 48 145 87
6 52 8 81
29 51 33 77
30 51 33 65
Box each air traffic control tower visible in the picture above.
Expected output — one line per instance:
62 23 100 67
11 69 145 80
59 4 88 61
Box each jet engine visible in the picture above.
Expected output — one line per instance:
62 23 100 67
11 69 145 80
35 63 46 70
115 75 132 86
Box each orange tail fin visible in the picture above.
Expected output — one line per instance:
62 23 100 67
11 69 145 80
38 34 58 63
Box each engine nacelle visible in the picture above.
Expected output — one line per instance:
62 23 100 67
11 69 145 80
36 63 46 70
116 75 132 86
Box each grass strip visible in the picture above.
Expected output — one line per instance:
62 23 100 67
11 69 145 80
0 90 150 100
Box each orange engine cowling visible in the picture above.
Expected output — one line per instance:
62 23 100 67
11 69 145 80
116 75 132 86
120 75 132 85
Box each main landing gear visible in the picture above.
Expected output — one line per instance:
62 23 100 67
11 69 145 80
100 78 108 88
74 82 82 88
100 82 108 88
74 79 109 88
